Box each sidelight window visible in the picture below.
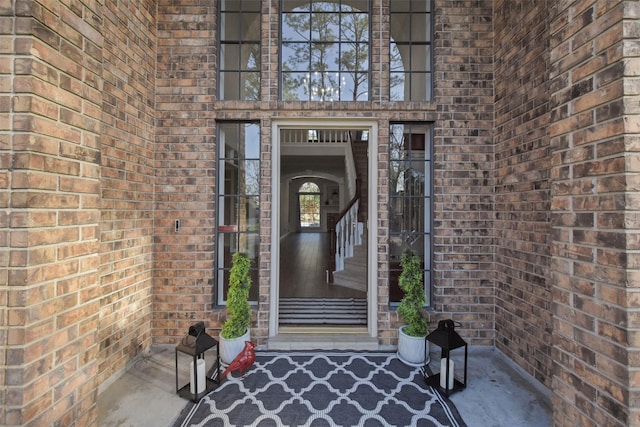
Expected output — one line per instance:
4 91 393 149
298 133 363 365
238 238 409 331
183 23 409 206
389 123 433 304
216 122 260 304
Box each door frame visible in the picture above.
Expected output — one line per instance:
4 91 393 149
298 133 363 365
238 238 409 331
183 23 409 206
269 118 379 338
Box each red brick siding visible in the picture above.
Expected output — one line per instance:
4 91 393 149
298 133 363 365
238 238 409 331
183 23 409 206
98 0 156 393
154 0 221 342
7 2 640 426
550 0 636 425
432 0 495 344
494 0 553 387
3 1 103 425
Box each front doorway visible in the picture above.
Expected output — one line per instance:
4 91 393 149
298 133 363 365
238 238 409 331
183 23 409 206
269 120 378 339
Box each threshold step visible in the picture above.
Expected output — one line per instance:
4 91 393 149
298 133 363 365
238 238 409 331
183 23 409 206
268 332 378 351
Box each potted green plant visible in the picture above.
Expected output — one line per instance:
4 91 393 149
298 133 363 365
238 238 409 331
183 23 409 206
219 252 252 365
396 249 429 366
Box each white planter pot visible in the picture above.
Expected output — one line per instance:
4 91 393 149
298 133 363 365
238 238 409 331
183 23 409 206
397 326 430 367
219 329 251 366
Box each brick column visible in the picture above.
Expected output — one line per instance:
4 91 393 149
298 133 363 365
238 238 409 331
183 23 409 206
432 0 495 344
3 1 103 425
550 1 640 425
98 0 157 387
155 0 219 342
493 0 553 387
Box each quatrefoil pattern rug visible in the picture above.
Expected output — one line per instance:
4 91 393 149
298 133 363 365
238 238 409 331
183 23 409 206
174 351 466 427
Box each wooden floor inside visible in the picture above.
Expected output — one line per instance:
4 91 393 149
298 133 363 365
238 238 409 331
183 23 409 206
279 232 366 299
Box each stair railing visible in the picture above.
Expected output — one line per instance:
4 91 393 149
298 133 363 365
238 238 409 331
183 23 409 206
327 178 361 282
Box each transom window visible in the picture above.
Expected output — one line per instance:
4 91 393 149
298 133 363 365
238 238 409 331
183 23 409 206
390 0 433 101
219 0 261 100
280 0 370 101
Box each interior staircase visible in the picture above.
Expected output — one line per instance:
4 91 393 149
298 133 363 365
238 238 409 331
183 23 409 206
332 229 367 292
332 137 368 292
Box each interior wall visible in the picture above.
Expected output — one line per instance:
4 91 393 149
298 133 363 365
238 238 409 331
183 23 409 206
493 0 553 388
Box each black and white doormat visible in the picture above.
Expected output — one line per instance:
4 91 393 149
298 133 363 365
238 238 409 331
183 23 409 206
279 298 367 325
173 351 467 427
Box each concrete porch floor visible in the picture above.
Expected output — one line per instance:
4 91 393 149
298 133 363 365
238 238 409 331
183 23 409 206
97 345 552 427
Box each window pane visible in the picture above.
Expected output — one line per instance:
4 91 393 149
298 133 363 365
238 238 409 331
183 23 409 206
223 161 239 195
219 72 239 100
411 14 430 41
221 13 242 40
219 196 239 225
311 15 339 41
410 44 430 72
282 0 310 12
241 44 260 70
312 1 337 12
390 0 409 12
282 43 310 71
390 14 411 42
347 0 369 12
239 196 259 231
220 44 240 69
389 197 404 233
341 13 369 42
390 72 405 101
241 72 260 101
390 0 429 12
282 72 309 100
350 72 368 100
410 72 430 101
242 160 260 196
311 43 339 71
282 13 311 41
389 160 408 196
341 43 369 72
221 0 261 12
218 232 258 302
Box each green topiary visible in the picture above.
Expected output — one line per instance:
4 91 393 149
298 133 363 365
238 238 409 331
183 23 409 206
220 252 252 339
397 249 428 337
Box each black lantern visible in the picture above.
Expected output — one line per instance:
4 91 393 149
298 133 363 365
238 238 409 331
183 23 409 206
175 321 221 402
424 319 468 397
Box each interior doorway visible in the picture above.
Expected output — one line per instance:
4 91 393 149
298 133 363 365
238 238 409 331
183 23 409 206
297 182 321 230
271 122 376 332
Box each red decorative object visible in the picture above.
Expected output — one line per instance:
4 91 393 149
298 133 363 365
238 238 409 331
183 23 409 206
221 341 256 380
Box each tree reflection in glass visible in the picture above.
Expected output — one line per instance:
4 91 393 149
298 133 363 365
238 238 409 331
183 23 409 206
281 1 369 101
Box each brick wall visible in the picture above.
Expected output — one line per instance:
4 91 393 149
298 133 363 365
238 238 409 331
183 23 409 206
3 1 103 425
494 0 553 387
98 0 156 388
7 1 640 425
153 0 497 351
154 0 221 342
549 0 638 425
432 0 495 344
